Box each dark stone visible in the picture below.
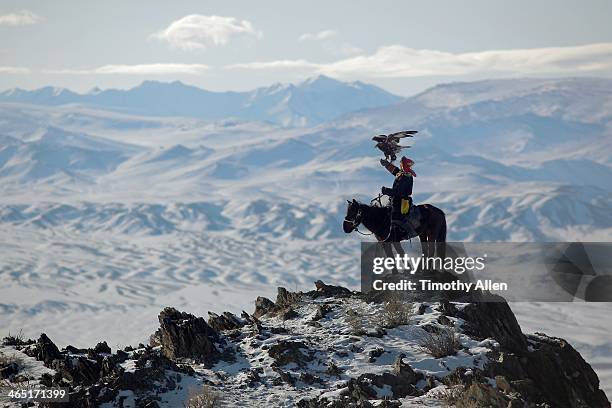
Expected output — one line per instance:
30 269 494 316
485 333 610 408
392 354 419 384
0 362 19 379
368 347 384 363
457 299 528 353
272 366 295 385
276 287 301 307
437 315 453 327
416 303 427 315
64 345 88 354
312 304 333 321
326 361 343 377
208 311 245 331
52 356 101 385
155 307 220 362
254 296 275 318
93 341 111 354
34 333 62 365
312 280 352 298
281 307 298 320
268 340 313 367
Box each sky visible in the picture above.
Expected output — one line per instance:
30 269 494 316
1 0 611 95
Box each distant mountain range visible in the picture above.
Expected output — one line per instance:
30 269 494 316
0 75 402 127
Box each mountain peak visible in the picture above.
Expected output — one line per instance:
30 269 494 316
299 75 344 90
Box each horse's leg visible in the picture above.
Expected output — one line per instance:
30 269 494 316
434 214 447 259
382 241 399 275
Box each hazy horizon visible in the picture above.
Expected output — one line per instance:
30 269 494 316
1 0 611 95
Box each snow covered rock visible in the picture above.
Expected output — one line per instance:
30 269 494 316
0 281 609 407
154 307 221 363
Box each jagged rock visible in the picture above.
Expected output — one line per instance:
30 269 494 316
351 371 422 400
254 296 275 318
312 304 333 321
268 340 313 367
416 303 427 315
114 350 179 392
93 341 111 354
64 345 88 354
443 366 488 388
313 280 352 298
438 300 458 316
208 311 245 331
486 333 610 408
437 315 453 326
34 333 62 365
392 353 419 384
456 299 528 353
52 356 101 385
346 377 377 401
155 307 220 362
326 361 343 377
276 287 301 307
272 366 295 385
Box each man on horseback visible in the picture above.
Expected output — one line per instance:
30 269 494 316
380 156 418 237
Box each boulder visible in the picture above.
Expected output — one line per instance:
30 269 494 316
312 304 333 321
254 296 275 318
457 299 528 353
485 333 610 407
34 333 62 365
93 341 111 354
268 340 313 367
155 307 220 362
207 311 245 332
276 287 301 307
313 280 352 298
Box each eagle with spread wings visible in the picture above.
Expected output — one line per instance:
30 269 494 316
372 130 418 162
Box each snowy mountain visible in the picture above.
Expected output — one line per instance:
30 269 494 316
1 77 612 395
0 76 402 127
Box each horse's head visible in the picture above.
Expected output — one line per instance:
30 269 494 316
343 199 363 233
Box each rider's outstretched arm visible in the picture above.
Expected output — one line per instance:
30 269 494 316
380 159 400 176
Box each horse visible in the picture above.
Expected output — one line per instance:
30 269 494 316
343 198 447 259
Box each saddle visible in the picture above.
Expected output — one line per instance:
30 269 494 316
391 201 421 239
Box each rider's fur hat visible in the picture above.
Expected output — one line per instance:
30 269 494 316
400 156 416 177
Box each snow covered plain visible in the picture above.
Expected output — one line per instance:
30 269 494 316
0 77 611 397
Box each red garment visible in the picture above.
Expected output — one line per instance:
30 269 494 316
400 156 416 177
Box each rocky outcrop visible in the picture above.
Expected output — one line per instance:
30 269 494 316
208 311 245 332
33 333 62 364
456 298 528 353
1 281 609 408
254 296 276 318
486 333 610 408
268 340 313 368
154 307 221 363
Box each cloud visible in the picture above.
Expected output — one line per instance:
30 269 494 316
0 10 43 26
45 63 209 75
225 43 612 79
0 66 31 74
298 30 336 42
227 59 317 71
151 15 262 50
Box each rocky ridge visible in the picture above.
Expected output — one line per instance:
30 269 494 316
0 281 609 407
